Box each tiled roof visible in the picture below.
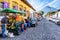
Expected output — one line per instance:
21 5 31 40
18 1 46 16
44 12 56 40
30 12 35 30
21 0 36 11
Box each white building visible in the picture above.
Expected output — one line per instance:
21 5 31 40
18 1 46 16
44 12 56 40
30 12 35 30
51 10 60 19
57 10 60 18
30 9 35 18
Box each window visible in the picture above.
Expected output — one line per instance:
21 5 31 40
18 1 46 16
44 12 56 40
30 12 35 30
20 8 22 11
13 6 15 9
24 7 26 12
20 5 23 11
12 1 18 10
24 10 26 12
13 6 18 10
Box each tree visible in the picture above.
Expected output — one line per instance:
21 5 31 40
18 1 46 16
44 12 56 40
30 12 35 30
39 11 44 15
39 11 44 17
45 11 56 18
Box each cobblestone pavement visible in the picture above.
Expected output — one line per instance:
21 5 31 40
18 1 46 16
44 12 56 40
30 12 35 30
0 18 60 40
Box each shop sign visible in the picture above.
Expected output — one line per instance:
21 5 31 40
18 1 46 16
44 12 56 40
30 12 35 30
4 2 9 8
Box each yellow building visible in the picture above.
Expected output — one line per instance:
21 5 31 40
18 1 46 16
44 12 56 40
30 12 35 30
0 0 36 30
0 0 35 17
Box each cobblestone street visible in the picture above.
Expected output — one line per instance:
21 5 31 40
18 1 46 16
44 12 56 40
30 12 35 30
0 0 60 40
0 18 60 40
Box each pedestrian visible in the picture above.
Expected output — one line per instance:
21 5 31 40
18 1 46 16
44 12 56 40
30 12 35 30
1 15 8 38
7 13 15 37
24 19 27 31
15 14 23 34
21 21 24 32
27 17 31 28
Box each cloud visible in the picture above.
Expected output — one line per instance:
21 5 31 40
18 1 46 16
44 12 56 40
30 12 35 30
27 0 59 12
48 0 60 9
36 0 57 11
48 0 57 5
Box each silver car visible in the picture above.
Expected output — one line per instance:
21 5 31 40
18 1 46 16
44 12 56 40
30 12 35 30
31 17 37 27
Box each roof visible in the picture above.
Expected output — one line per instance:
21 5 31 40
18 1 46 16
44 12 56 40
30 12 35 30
21 0 36 11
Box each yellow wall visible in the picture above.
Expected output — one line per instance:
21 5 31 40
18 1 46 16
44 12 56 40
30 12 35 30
0 0 31 17
10 0 30 12
0 0 31 30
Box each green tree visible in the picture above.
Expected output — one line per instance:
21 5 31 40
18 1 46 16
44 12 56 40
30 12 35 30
45 11 55 18
39 11 44 17
39 11 44 15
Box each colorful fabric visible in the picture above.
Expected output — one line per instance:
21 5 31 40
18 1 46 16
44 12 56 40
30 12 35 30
16 16 24 22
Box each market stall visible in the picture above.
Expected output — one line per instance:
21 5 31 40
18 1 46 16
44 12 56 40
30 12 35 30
0 8 26 37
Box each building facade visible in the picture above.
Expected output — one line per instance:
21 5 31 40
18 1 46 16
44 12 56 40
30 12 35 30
0 0 35 30
0 0 35 17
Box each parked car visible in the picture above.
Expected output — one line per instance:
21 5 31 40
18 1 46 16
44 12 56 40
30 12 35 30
47 18 58 22
30 17 37 27
48 18 60 25
47 18 54 22
56 21 60 25
53 18 60 24
54 18 60 25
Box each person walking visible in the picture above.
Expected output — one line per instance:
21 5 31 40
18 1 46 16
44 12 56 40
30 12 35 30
24 19 27 31
1 15 8 38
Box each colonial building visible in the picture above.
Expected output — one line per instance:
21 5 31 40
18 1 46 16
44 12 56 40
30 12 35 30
0 0 35 17
0 0 36 30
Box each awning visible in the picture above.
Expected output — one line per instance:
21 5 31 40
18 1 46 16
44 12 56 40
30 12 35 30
2 8 20 13
0 8 26 14
0 9 4 12
20 11 26 14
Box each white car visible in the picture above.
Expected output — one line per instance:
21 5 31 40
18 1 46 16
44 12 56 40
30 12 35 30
54 18 60 24
47 18 54 21
47 18 60 24
47 18 59 23
52 18 60 23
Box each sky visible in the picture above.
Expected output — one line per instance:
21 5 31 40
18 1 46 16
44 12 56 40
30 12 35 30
41 6 57 13
27 0 60 13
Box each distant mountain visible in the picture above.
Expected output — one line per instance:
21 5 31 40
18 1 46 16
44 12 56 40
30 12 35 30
41 6 58 14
